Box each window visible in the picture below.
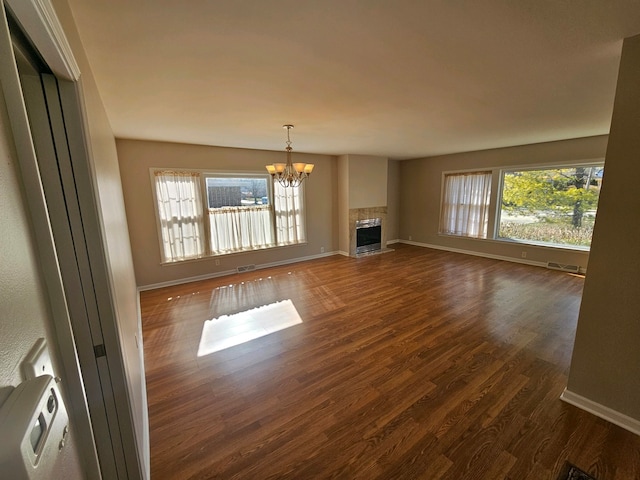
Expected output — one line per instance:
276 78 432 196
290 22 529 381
498 164 604 248
439 171 492 239
438 163 604 250
153 170 306 263
206 176 274 255
154 171 205 262
273 180 306 245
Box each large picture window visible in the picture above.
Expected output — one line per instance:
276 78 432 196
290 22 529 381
438 162 604 250
498 164 604 248
153 170 306 263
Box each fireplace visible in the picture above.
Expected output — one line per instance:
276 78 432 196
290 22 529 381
355 218 382 254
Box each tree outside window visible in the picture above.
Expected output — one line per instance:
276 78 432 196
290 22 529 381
498 165 604 248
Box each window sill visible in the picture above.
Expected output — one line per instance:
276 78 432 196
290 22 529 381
437 232 590 253
494 236 590 252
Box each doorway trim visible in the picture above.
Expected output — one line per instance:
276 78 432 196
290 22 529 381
0 1 145 478
5 0 79 80
0 2 101 477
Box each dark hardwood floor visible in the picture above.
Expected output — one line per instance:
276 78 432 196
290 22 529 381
140 244 640 479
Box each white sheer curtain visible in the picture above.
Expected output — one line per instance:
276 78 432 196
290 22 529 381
154 171 205 262
209 205 275 254
440 171 492 239
274 181 306 245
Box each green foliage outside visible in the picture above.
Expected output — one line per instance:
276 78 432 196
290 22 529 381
499 166 603 247
499 221 595 247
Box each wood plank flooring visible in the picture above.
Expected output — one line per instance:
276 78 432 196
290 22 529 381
140 244 640 479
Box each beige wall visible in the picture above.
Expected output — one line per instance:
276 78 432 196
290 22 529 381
52 0 149 474
567 34 640 422
0 71 83 478
336 154 390 255
346 154 388 208
399 135 608 270
116 139 337 287
337 155 350 253
386 159 400 241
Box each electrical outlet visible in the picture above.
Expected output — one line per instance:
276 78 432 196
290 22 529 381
521 251 527 258
215 259 220 266
409 235 412 241
320 247 325 253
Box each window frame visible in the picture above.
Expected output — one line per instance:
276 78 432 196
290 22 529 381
150 168 308 264
203 172 273 210
494 161 605 250
203 172 276 255
438 169 494 239
151 169 207 263
438 159 605 252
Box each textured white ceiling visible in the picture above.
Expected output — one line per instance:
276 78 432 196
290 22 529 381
65 0 640 159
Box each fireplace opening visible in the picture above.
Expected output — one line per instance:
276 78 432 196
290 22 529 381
356 218 382 254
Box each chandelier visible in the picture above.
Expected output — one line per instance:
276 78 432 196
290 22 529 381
265 125 314 187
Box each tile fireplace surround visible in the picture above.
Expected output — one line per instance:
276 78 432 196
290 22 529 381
348 206 387 256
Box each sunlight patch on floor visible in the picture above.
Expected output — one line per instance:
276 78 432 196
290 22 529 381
197 299 302 356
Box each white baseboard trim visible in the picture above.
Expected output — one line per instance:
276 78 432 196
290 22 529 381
138 251 339 291
138 269 236 291
139 239 576 291
560 388 640 436
387 239 401 245
257 251 337 270
398 240 548 269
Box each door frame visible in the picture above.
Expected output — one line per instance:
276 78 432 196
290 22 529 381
0 1 144 478
0 2 101 476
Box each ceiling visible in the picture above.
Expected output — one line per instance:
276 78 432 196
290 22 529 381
65 0 640 160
